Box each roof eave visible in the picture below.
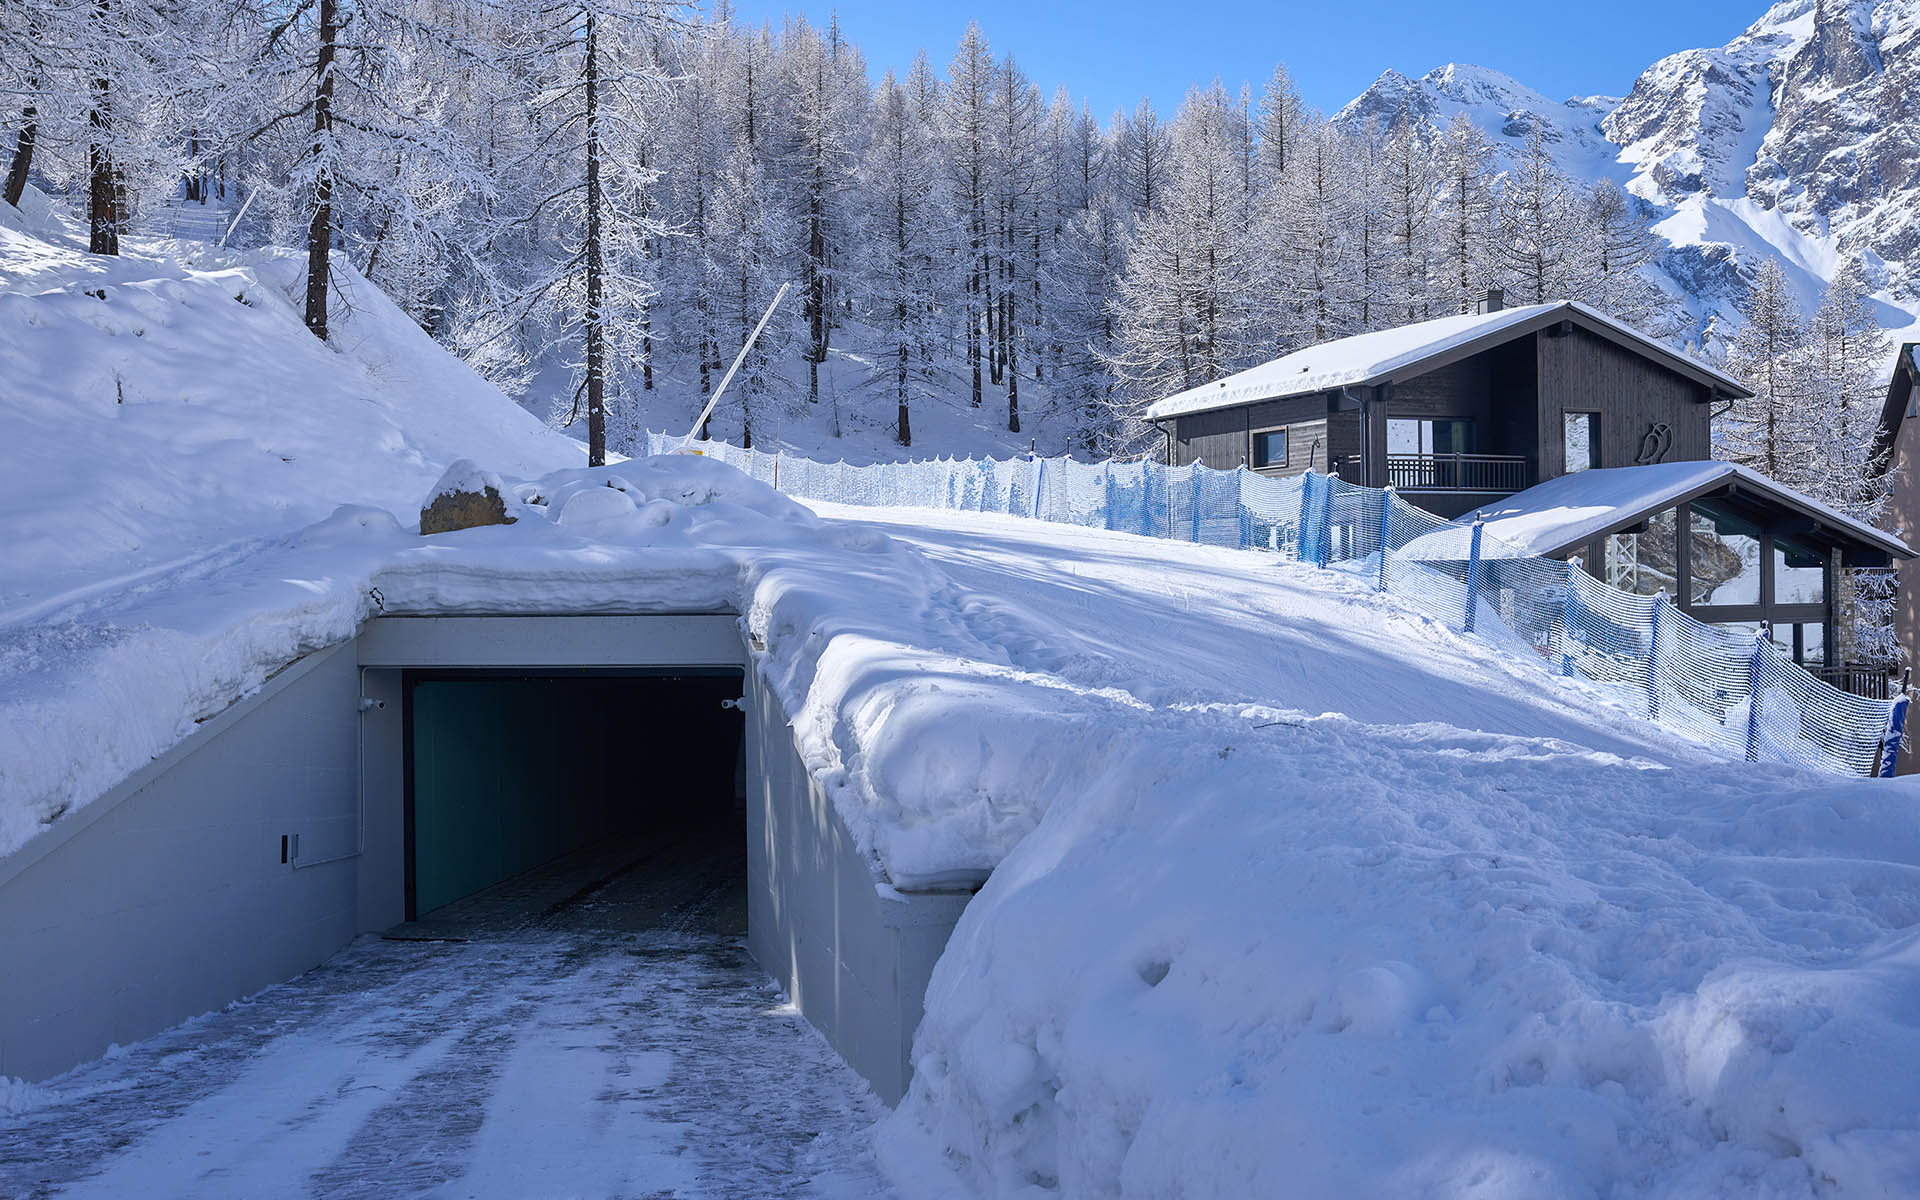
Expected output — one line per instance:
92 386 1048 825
1526 469 1914 561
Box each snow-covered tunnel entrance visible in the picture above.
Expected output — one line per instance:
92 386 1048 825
399 670 747 931
0 614 969 1104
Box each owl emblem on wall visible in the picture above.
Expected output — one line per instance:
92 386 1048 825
1636 423 1673 465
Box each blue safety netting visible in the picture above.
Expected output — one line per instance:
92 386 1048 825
650 432 1901 777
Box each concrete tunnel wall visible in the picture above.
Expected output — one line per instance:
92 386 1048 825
0 614 970 1104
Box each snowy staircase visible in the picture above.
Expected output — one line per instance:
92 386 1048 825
153 191 235 244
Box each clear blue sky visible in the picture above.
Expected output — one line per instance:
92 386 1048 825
719 0 1768 118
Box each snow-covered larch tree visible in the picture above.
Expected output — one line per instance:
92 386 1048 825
1380 115 1439 324
942 22 993 412
1720 257 1812 484
860 69 949 447
491 0 684 464
1806 257 1891 518
1434 112 1498 313
1495 123 1583 306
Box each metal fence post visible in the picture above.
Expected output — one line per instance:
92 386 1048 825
1318 474 1336 567
1648 591 1668 719
1236 465 1251 549
1561 557 1582 677
1296 469 1315 563
1745 623 1770 762
1376 487 1395 592
1033 455 1047 522
1462 518 1485 632
1881 693 1911 777
1190 464 1204 543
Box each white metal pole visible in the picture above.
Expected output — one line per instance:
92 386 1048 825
216 189 258 250
677 281 790 453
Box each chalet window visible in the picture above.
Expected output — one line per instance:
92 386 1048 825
1387 418 1474 455
1748 621 1826 667
1563 412 1600 473
1688 502 1761 606
1772 535 1827 605
1251 428 1289 469
1605 507 1679 597
1793 622 1826 667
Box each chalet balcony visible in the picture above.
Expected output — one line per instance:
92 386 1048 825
1377 453 1532 493
1816 664 1901 700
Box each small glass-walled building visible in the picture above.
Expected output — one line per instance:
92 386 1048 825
1471 462 1911 675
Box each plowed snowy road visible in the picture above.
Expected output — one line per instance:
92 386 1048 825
1 890 894 1199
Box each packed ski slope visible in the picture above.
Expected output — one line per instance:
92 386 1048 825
3 201 1920 1197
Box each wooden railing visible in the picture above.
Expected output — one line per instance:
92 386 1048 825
1333 454 1533 492
1816 665 1900 700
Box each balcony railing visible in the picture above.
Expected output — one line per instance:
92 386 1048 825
1379 453 1532 493
1816 664 1900 701
1330 454 1533 492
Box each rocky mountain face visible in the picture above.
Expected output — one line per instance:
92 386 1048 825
1340 0 1920 345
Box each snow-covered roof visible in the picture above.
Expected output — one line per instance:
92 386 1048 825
1143 301 1751 422
1464 461 1914 560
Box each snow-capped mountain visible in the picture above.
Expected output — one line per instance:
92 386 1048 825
1339 0 1920 344
1337 63 1622 181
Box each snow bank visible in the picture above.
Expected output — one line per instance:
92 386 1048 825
0 439 1143 884
880 707 1920 1197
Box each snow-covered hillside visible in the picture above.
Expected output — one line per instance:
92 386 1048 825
0 189 583 623
1339 0 1920 343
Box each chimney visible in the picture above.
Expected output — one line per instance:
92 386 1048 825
1476 288 1504 315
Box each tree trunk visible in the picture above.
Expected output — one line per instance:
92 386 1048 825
583 8 606 466
88 3 118 258
1006 299 1021 434
968 205 982 407
807 150 824 403
5 102 38 209
303 0 337 338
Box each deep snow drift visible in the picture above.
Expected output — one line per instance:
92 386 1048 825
802 507 1920 1199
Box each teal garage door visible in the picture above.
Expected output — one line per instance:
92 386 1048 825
406 671 744 917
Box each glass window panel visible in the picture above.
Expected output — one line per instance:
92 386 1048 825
1387 418 1474 456
1688 501 1761 606
1772 536 1827 605
1793 622 1826 667
1633 508 1679 598
1436 420 1475 453
1252 429 1288 469
1563 412 1599 473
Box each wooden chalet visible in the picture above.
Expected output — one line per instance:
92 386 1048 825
1869 341 1920 703
1150 297 1915 681
1146 293 1749 520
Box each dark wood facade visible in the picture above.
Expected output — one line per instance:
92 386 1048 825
1162 308 1724 520
1870 343 1920 764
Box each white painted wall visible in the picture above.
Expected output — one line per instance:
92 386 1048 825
744 671 972 1104
0 642 362 1082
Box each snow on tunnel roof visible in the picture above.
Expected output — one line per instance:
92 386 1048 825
1143 301 1751 422
1464 461 1915 560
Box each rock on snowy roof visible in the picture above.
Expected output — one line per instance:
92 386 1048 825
1143 302 1751 422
